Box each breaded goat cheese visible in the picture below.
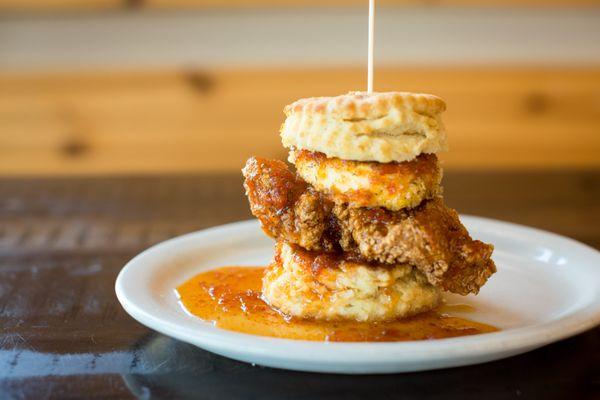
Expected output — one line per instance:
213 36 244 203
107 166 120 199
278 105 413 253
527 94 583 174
292 149 442 211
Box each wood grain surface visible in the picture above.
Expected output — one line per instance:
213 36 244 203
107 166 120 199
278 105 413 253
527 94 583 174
1 67 599 175
0 171 598 399
1 1 597 12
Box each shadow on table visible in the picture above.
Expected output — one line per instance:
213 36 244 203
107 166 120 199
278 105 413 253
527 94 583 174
120 329 598 400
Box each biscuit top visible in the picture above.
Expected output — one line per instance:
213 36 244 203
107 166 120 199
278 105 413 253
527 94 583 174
281 91 448 163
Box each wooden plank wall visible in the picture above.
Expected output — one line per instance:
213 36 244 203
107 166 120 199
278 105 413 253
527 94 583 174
1 67 599 175
1 1 598 12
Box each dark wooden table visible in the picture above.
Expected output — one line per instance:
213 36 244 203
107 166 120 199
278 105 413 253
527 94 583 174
1 171 599 399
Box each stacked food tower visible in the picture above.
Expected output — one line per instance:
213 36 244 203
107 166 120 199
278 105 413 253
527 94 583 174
243 92 496 322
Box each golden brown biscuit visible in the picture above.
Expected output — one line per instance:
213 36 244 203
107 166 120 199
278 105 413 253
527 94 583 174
281 91 447 163
291 149 442 211
262 242 441 322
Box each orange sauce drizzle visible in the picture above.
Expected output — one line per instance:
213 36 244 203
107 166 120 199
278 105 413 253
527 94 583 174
176 266 498 342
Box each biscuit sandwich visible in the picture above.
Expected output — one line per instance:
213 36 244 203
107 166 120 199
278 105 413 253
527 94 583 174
243 91 496 322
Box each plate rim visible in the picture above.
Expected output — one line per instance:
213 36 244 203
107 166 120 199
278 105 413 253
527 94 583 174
115 216 600 369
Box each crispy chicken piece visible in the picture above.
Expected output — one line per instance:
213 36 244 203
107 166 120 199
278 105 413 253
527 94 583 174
243 157 496 295
333 201 495 295
242 157 337 252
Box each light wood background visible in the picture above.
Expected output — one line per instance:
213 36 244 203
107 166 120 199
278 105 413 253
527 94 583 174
1 67 599 175
1 1 598 12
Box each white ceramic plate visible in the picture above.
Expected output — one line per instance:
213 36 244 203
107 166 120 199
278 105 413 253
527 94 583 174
115 217 600 374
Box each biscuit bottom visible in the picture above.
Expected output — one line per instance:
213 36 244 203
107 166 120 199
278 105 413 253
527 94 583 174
262 242 441 322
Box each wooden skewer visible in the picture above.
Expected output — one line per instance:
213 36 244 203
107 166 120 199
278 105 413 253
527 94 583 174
368 0 375 94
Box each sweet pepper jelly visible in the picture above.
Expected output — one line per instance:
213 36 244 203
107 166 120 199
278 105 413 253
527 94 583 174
177 266 498 342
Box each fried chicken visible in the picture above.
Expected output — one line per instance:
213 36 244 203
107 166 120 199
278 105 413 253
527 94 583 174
242 157 337 252
243 157 496 295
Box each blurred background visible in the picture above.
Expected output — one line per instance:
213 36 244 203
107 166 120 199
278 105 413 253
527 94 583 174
0 1 599 175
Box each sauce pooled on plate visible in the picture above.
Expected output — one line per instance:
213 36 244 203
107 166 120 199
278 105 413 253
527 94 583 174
176 266 498 342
